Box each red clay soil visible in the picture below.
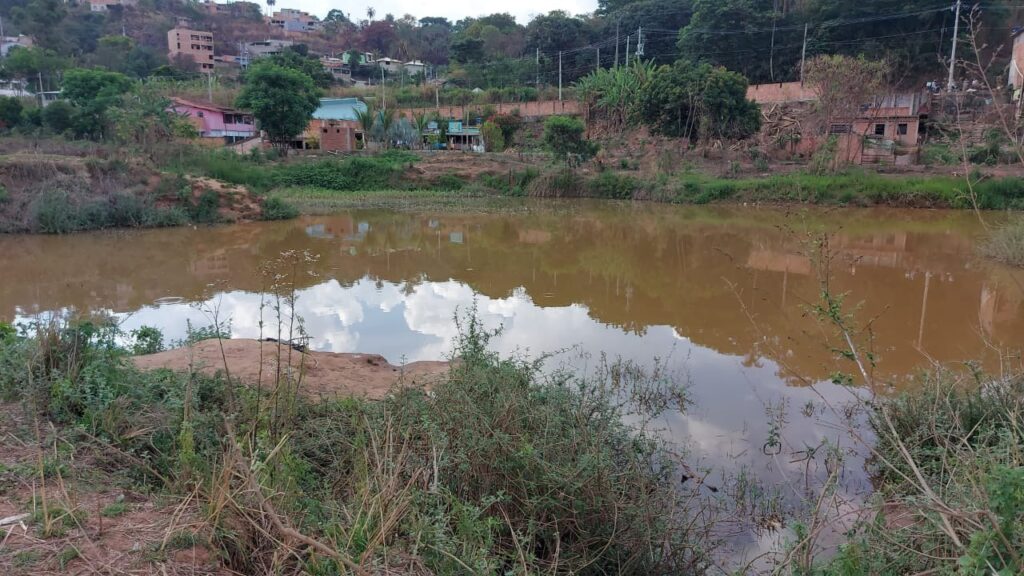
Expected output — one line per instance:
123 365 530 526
0 403 227 575
132 339 449 400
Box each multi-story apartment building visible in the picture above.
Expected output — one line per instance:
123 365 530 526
167 27 215 73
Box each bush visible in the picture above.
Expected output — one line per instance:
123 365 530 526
273 153 415 191
585 172 638 199
542 116 597 164
526 168 583 197
42 101 77 134
980 219 1024 267
820 373 1024 575
479 120 504 152
259 197 299 221
0 313 712 575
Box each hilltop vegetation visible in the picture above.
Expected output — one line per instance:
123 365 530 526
2 0 1021 91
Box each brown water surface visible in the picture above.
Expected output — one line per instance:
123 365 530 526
2 201 1022 563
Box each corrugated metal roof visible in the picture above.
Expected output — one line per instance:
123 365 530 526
313 98 368 121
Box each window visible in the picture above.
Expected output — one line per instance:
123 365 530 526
829 124 851 134
322 128 328 134
874 123 885 136
196 111 204 118
897 123 908 135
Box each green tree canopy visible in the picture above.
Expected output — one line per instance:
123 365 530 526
637 59 760 141
266 47 333 88
61 68 134 139
2 46 69 85
61 68 134 108
0 97 24 131
542 115 597 163
236 62 321 146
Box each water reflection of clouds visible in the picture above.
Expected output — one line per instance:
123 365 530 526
23 274 872 567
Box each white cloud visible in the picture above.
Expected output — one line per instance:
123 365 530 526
245 0 598 25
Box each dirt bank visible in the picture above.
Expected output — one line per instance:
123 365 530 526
0 152 273 233
132 339 449 400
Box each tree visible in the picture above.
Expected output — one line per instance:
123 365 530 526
601 0 693 65
325 9 350 24
267 47 333 88
2 47 69 87
0 97 24 130
41 100 75 134
355 107 376 148
526 11 587 57
62 68 134 108
450 36 484 65
677 0 775 83
637 60 760 141
542 115 597 163
236 63 321 147
480 120 504 152
803 55 889 136
61 68 134 139
491 112 522 146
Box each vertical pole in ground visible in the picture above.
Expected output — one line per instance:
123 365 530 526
614 20 619 67
536 47 540 87
558 51 562 101
625 35 630 66
596 48 600 73
947 0 961 90
800 22 808 86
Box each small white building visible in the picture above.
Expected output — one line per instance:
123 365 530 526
374 57 403 75
1010 28 1024 99
88 0 138 12
1 35 33 58
404 60 426 76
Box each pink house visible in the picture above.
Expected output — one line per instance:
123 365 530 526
169 97 256 143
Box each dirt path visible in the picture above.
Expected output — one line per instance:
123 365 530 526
132 339 449 400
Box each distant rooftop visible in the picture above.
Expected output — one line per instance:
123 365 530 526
313 97 368 121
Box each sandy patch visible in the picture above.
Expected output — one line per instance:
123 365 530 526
132 339 448 400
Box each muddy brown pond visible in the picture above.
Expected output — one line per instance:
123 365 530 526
2 201 1022 563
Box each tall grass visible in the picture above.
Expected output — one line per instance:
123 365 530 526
980 219 1024 267
815 372 1024 575
0 308 713 575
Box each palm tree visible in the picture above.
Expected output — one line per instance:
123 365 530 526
412 113 428 149
355 107 376 149
377 108 396 149
366 7 376 21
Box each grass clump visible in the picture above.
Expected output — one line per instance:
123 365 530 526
31 189 188 234
101 501 128 517
980 219 1024 267
259 196 299 221
273 152 416 192
816 372 1024 575
0 312 711 575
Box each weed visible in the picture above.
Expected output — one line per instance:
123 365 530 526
130 326 164 355
259 197 299 221
57 546 80 569
101 500 128 517
980 218 1024 267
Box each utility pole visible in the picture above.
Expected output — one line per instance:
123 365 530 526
381 63 386 110
947 0 961 90
558 51 562 101
625 34 630 67
636 26 643 58
207 73 213 102
536 47 540 87
614 20 619 67
800 22 808 85
596 47 600 73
